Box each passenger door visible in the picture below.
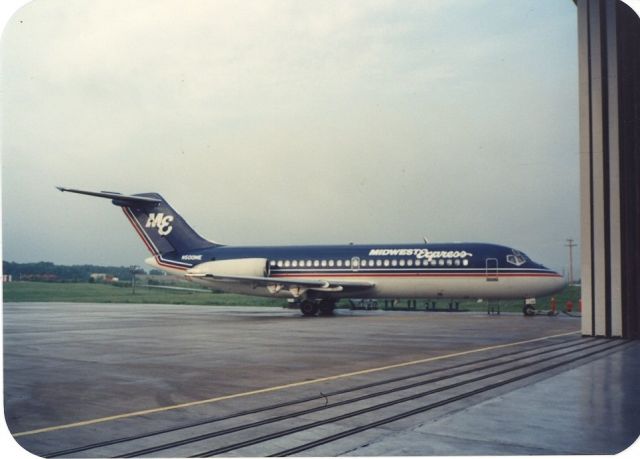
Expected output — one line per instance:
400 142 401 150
485 258 499 281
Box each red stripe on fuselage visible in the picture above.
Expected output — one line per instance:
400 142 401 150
154 259 188 271
270 272 562 279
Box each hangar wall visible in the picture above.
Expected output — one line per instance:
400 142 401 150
577 0 640 338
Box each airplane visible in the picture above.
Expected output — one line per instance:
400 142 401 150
57 187 567 316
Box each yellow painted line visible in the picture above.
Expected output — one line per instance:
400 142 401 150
14 330 579 437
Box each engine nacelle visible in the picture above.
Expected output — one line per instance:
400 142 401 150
187 258 268 278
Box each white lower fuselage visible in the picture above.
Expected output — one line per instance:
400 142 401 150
189 274 565 300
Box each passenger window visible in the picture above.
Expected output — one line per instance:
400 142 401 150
306 260 312 267
345 259 351 267
313 260 320 267
463 259 469 266
384 259 390 267
292 260 298 267
284 260 291 267
277 260 283 267
446 259 452 266
321 260 327 267
438 259 445 266
399 259 405 267
454 259 460 266
329 260 335 267
408 259 413 266
369 260 374 267
337 260 343 267
270 260 276 266
376 259 382 267
392 259 397 267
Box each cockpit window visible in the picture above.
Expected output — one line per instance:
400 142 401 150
506 250 527 266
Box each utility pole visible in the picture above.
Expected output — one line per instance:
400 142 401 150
565 239 577 286
130 265 137 295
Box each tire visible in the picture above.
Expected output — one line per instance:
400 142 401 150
523 304 536 316
318 302 336 316
300 302 319 316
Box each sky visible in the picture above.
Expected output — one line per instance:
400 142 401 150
1 0 579 275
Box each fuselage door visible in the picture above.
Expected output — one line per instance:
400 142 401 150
485 258 499 282
351 256 360 272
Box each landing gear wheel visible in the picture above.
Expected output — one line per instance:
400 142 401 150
523 304 536 316
318 302 336 316
300 301 319 316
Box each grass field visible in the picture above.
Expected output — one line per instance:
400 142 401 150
2 282 286 306
2 281 582 314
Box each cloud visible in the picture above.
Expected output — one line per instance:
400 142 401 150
2 0 579 273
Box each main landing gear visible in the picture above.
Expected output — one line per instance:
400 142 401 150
299 300 336 317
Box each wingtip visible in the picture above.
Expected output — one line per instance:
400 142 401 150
56 186 66 192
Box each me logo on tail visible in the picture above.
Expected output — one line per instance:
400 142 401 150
145 213 174 236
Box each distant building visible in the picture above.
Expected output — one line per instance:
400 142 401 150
3 274 12 283
90 273 119 284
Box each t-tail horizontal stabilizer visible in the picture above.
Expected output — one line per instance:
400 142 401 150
56 187 161 206
57 186 218 261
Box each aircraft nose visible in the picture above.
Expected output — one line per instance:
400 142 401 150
558 275 568 288
550 272 568 292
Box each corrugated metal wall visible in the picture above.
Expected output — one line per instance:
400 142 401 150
578 0 640 338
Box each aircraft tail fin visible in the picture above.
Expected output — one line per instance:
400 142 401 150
57 187 218 256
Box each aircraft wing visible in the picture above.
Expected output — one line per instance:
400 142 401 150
185 272 375 297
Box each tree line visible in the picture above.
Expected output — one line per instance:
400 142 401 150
2 261 163 282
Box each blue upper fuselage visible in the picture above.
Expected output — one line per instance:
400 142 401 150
162 242 557 275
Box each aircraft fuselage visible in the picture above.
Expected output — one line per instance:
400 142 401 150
145 242 565 301
58 187 567 315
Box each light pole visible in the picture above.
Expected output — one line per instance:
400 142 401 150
130 265 138 295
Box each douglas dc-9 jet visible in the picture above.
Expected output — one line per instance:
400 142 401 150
58 187 566 316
